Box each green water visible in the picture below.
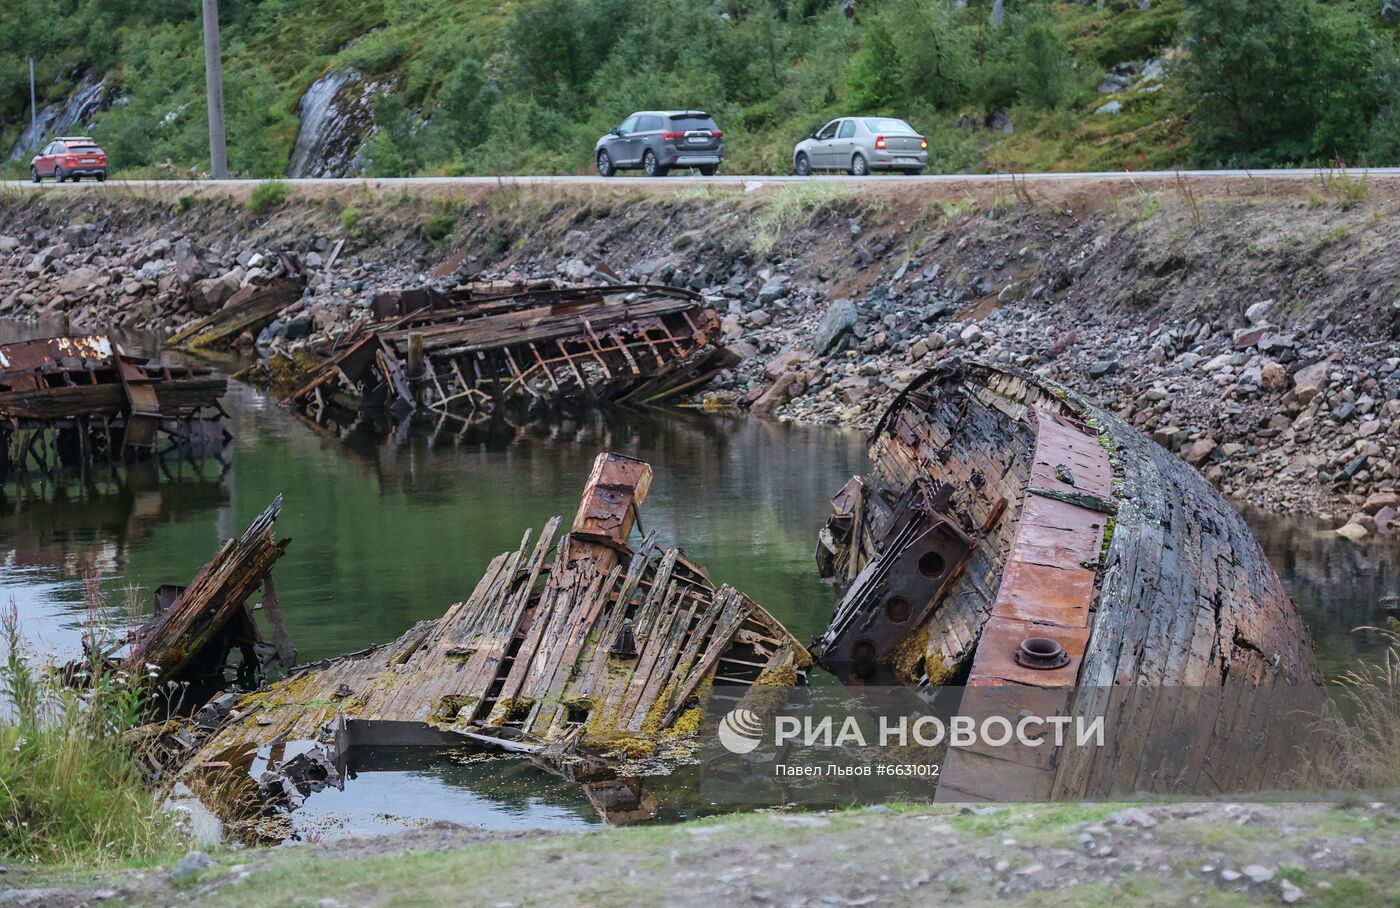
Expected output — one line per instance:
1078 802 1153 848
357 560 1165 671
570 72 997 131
0 363 1393 834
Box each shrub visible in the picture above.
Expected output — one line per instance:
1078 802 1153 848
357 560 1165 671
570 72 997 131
247 180 291 216
421 209 457 243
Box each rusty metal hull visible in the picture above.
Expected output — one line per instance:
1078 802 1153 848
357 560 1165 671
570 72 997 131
815 360 1326 799
284 284 736 422
0 335 230 475
171 453 807 836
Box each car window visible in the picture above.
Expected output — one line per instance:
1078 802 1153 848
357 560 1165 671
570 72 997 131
863 118 916 134
619 115 639 135
70 145 100 154
816 121 838 140
53 142 66 154
638 116 662 132
668 114 717 131
837 120 855 139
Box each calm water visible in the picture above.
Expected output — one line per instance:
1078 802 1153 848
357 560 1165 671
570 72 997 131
0 352 1394 834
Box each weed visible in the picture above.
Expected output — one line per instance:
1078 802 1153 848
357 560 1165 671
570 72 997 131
749 183 855 256
1174 172 1202 227
177 194 196 213
1323 621 1400 789
1320 160 1368 209
247 180 291 216
0 592 185 864
421 203 458 243
341 203 364 236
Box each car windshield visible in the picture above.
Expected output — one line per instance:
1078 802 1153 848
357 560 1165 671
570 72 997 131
668 114 718 131
862 118 917 135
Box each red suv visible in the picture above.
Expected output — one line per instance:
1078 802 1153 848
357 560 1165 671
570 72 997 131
31 137 108 183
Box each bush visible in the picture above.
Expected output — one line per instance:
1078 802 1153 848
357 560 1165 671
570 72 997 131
247 180 291 215
421 209 456 243
0 597 182 864
341 203 364 235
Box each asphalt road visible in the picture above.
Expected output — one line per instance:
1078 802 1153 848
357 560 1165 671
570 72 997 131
4 166 1400 191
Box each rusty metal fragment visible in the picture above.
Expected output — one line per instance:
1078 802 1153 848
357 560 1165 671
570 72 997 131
169 453 807 835
815 358 1328 800
285 284 736 422
0 335 229 475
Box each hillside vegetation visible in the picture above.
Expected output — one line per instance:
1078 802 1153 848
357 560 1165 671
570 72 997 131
1 0 1399 177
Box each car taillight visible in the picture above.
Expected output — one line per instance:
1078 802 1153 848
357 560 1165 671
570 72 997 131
920 136 928 150
711 130 723 139
874 135 886 149
661 131 684 140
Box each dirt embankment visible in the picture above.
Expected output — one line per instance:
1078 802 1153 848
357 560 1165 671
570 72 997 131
0 179 1397 526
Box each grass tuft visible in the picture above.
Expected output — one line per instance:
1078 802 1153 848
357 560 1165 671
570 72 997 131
247 180 292 216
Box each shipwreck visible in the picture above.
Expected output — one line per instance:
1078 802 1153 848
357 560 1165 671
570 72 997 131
814 359 1329 800
161 453 806 835
0 335 229 478
284 283 735 422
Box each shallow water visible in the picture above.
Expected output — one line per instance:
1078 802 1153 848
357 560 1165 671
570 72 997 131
0 354 1393 835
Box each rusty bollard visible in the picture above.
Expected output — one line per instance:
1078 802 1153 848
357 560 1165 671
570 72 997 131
407 333 425 407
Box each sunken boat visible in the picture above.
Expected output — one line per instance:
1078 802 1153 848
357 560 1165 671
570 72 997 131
168 453 807 835
0 335 229 476
814 359 1330 801
284 283 736 422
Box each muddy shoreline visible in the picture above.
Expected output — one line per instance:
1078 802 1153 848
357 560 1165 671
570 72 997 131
0 182 1396 528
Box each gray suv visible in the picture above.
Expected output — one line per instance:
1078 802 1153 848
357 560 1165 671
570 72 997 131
595 111 724 177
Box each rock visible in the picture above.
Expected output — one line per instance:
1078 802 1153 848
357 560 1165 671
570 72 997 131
1280 879 1305 904
720 313 743 340
1335 522 1369 541
746 309 772 328
0 235 21 253
170 850 215 881
1385 0 1400 24
758 280 789 305
304 251 323 268
1088 360 1117 378
62 224 99 247
960 324 983 344
54 266 101 297
1261 362 1288 391
1095 100 1123 115
813 299 859 354
1244 300 1274 324
1109 807 1158 829
1049 331 1077 357
836 375 871 405
561 230 589 254
191 271 242 314
1363 491 1399 515
763 349 810 379
750 372 800 417
1185 438 1217 466
1242 865 1275 884
1293 362 1331 403
1233 326 1268 350
1357 419 1381 437
1202 353 1235 372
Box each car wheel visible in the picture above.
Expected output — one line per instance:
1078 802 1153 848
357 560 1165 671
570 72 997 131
54 166 65 183
643 150 667 177
71 174 81 183
850 154 869 177
597 151 615 177
30 166 39 184
795 154 812 176
96 172 106 182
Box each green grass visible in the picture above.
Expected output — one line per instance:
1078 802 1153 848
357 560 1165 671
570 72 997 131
748 182 856 256
248 181 292 216
0 598 185 866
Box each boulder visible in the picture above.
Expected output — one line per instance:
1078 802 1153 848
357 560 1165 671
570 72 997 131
1363 491 1399 514
813 299 858 354
1292 361 1331 402
1184 438 1217 466
764 349 810 379
1244 299 1275 325
750 372 800 417
54 266 102 298
1260 362 1288 391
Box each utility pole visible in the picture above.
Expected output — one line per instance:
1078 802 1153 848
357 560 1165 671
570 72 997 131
201 0 229 178
28 57 36 137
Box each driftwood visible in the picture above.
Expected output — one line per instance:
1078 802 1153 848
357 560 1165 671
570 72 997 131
127 496 291 690
173 453 807 834
164 278 304 350
285 284 736 421
815 359 1330 800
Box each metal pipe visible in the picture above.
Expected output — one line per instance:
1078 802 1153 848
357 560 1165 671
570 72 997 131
201 0 229 179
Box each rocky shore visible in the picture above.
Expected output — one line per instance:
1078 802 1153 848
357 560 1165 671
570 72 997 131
1 182 1396 530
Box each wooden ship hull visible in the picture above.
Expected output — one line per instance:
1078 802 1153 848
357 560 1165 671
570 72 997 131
170 453 808 836
815 359 1327 800
0 335 229 476
284 283 736 422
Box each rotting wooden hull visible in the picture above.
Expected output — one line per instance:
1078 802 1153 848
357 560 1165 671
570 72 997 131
171 453 808 837
815 359 1328 800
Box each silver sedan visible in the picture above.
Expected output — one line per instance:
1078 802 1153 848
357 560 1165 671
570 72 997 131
792 117 928 176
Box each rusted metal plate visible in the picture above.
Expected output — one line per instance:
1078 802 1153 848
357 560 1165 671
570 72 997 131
991 559 1095 628
966 616 1089 687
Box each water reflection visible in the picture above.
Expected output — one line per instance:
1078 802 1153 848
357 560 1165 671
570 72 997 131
0 371 1393 829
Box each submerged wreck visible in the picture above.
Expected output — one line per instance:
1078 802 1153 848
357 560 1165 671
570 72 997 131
815 360 1328 799
169 453 806 834
284 283 734 421
0 335 229 477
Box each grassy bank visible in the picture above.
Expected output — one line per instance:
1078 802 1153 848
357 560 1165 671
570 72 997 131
0 597 185 867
